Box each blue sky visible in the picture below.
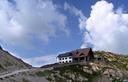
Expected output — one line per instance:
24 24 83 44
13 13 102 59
0 0 128 67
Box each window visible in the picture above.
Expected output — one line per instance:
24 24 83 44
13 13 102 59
62 58 64 60
59 62 61 63
69 60 72 63
97 58 102 61
69 57 72 59
59 58 61 60
66 61 68 63
76 51 79 54
65 57 67 59
80 57 84 60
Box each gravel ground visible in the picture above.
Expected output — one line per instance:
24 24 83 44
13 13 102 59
0 68 49 82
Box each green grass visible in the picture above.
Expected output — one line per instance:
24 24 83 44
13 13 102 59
46 77 52 81
53 76 66 82
0 64 4 69
54 64 101 82
35 70 53 77
4 61 13 66
9 79 17 82
112 78 122 82
22 78 29 82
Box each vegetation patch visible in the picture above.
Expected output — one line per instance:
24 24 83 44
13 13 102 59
112 78 122 82
54 64 101 82
0 64 4 69
22 78 29 82
46 77 52 81
35 70 53 77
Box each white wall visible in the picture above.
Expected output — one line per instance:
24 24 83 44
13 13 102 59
57 56 73 64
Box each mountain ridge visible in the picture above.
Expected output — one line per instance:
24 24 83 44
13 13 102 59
0 45 32 73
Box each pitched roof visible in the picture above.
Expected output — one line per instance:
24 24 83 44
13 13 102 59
57 48 92 58
72 48 92 57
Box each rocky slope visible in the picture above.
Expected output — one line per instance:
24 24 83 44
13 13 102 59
0 45 32 73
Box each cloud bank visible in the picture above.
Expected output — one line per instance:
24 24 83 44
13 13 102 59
0 0 68 47
81 1 128 54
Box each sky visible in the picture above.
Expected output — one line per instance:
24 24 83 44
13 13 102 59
0 0 128 67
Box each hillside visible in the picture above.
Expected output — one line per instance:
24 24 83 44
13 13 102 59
0 46 32 73
0 46 127 82
39 51 128 82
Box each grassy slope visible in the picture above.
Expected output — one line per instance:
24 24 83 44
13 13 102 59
37 51 128 82
94 51 128 70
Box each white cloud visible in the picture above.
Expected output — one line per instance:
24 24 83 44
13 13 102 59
64 2 87 30
81 0 128 54
24 54 57 67
4 50 54 67
0 0 68 47
64 2 93 48
6 50 57 67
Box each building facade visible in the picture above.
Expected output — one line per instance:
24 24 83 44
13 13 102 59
57 56 72 63
57 48 94 64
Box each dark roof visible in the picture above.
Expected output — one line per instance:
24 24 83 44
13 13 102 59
57 48 92 58
57 52 73 58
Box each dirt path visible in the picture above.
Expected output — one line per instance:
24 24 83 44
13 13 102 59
0 69 33 78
